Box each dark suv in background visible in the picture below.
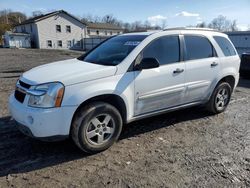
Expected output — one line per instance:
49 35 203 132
240 53 250 78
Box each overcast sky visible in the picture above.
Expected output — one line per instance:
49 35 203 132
0 0 249 30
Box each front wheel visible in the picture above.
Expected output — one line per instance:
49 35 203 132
71 102 123 153
206 82 232 114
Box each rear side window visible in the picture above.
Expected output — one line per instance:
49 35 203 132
184 35 214 60
142 36 180 65
213 36 236 56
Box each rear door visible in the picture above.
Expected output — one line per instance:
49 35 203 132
183 35 220 103
134 35 186 115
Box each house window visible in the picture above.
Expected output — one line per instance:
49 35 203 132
67 40 72 48
56 25 61 32
87 30 90 35
57 40 62 47
105 31 107 35
110 31 113 35
96 30 99 35
66 25 71 33
47 40 52 48
30 25 33 32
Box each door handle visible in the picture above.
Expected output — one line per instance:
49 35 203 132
211 62 218 67
173 68 184 74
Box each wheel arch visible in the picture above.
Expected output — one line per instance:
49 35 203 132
207 74 236 101
70 94 128 133
219 75 236 90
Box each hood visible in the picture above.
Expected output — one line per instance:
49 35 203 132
21 58 117 86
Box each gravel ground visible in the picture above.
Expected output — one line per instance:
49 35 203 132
0 48 250 187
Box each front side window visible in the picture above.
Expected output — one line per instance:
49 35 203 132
184 35 214 60
57 40 62 47
56 25 61 32
142 36 180 65
213 36 236 56
78 35 147 66
66 25 71 33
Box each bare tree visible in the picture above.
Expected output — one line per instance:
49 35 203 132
32 11 43 18
196 22 206 28
161 19 167 29
102 14 116 24
208 15 235 31
81 14 101 23
230 20 238 31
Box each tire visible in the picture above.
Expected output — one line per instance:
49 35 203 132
206 82 232 114
71 102 123 153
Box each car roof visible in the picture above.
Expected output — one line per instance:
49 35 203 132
121 27 226 37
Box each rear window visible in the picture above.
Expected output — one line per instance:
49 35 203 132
213 36 237 56
184 35 215 61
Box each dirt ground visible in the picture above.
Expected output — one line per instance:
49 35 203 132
0 48 250 188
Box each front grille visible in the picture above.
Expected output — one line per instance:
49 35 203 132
14 90 26 103
14 80 31 103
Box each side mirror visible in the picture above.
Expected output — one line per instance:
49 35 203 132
135 58 160 70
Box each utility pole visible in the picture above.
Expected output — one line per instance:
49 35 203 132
5 10 9 24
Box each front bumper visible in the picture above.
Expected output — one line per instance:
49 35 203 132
9 93 77 139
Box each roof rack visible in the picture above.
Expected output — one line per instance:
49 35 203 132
163 27 219 32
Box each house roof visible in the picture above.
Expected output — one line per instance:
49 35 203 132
16 10 85 26
16 9 123 31
85 22 123 31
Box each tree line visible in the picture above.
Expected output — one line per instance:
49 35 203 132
0 9 247 43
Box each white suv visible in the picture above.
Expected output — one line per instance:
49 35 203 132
9 28 240 153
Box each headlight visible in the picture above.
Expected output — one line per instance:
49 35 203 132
28 82 64 108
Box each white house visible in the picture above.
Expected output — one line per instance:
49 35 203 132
3 31 31 48
14 10 86 50
13 10 124 50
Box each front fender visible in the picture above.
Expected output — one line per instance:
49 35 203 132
62 73 135 121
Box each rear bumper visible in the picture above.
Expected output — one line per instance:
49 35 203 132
9 93 77 139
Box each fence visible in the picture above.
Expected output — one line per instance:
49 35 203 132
83 37 110 51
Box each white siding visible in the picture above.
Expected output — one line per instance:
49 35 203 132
36 13 86 49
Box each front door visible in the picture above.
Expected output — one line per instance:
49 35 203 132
134 35 186 116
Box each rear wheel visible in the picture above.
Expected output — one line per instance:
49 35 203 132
206 82 232 114
71 102 123 153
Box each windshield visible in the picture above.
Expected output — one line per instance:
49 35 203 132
78 35 147 66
